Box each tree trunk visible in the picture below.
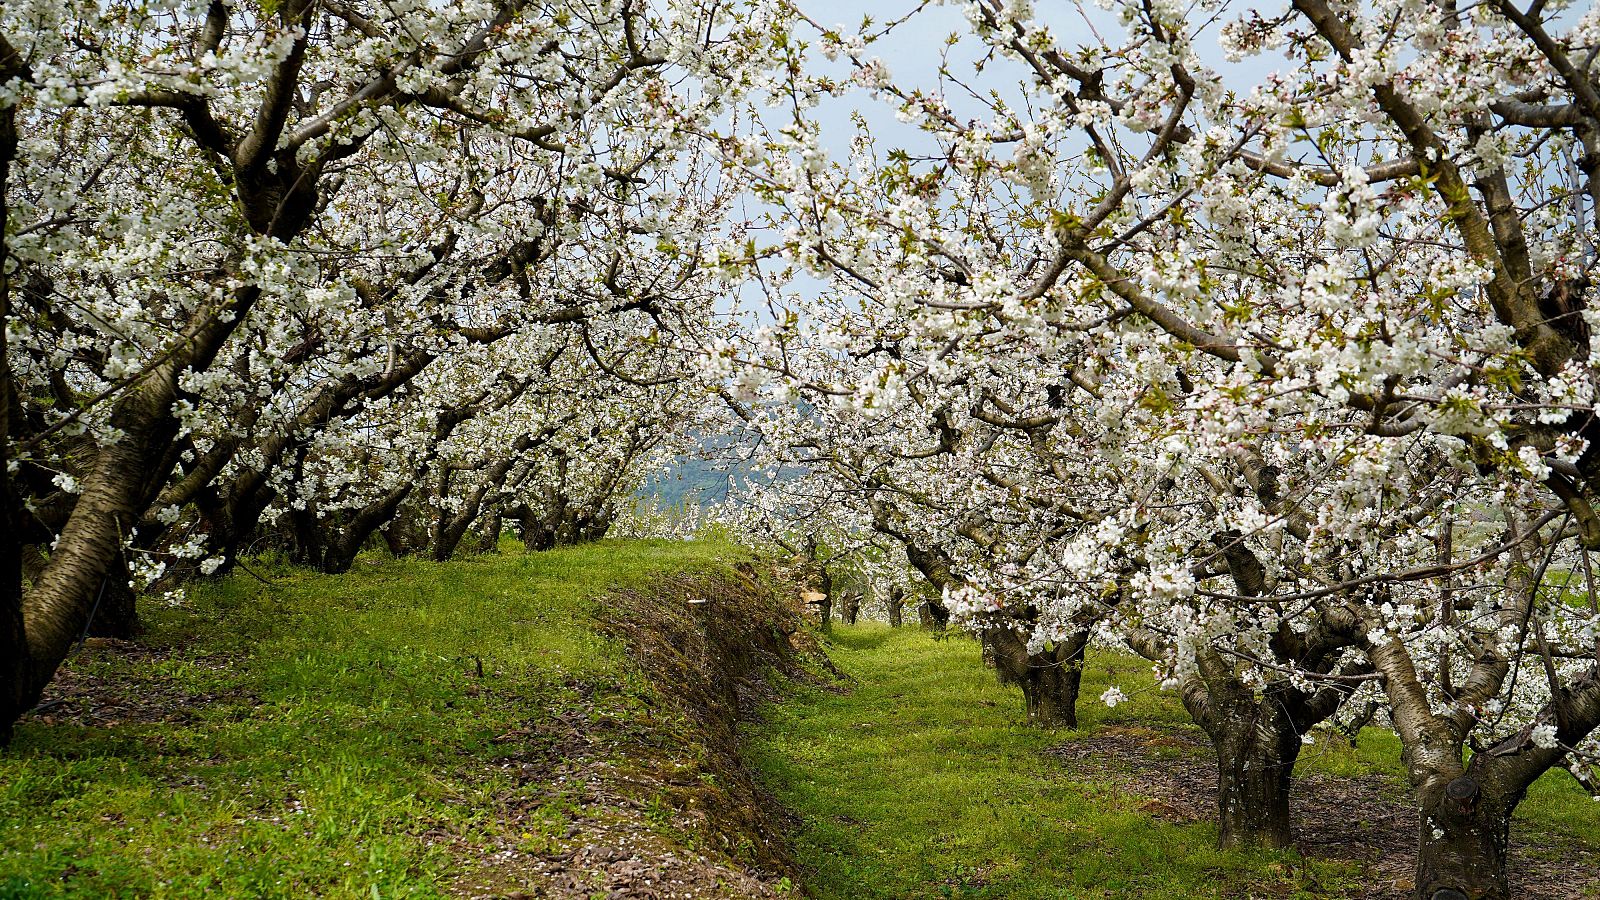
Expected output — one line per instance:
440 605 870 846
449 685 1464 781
382 502 430 558
886 587 904 627
475 512 502 554
918 599 949 630
0 40 25 748
0 589 23 746
1184 676 1308 851
1035 630 1087 728
1213 722 1297 850
383 521 409 556
286 507 327 568
987 626 1085 728
2 360 193 740
840 592 861 625
1414 777 1515 900
818 568 834 631
85 556 141 639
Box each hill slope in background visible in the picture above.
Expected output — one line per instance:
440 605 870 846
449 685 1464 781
1 540 813 899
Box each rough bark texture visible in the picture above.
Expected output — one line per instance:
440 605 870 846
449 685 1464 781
318 483 416 574
886 586 904 627
475 511 503 554
8 351 193 735
1207 699 1299 850
85 555 142 640
1356 549 1600 900
1415 776 1515 900
1163 637 1363 850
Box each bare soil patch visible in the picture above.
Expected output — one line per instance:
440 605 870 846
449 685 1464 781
26 637 248 730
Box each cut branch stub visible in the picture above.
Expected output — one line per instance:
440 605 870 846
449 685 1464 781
1444 776 1479 807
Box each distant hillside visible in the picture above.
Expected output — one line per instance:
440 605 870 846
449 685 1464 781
641 453 742 506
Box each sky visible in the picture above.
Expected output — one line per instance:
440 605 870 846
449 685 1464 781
790 0 1289 146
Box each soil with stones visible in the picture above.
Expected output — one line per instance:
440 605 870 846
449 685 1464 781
1046 725 1600 900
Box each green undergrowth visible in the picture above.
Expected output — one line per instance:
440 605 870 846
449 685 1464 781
0 538 740 900
746 624 1600 900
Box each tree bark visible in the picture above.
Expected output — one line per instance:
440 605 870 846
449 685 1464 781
1415 776 1515 900
475 511 503 554
85 553 142 639
1170 648 1353 851
986 626 1086 727
1210 707 1299 850
318 481 415 574
1035 630 1087 728
840 591 861 625
886 586 904 627
0 36 23 748
817 568 834 631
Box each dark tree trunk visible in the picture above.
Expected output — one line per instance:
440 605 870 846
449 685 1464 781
0 591 22 747
886 587 904 627
572 505 614 544
1414 777 1516 900
1036 630 1087 727
317 482 414 574
1185 678 1305 850
986 626 1086 728
429 511 475 562
85 557 141 639
475 511 502 554
0 523 24 746
840 592 861 625
817 568 834 631
286 507 327 569
521 517 557 552
383 521 408 556
0 50 23 747
197 474 274 574
382 504 429 558
918 599 949 631
1212 719 1298 850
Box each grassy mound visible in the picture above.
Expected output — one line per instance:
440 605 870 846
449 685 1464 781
747 624 1600 900
1 539 804 899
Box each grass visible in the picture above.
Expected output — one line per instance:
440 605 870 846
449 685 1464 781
7 546 1595 899
745 624 1600 900
0 538 738 900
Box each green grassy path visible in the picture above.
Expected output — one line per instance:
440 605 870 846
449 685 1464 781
745 625 1351 899
746 625 1600 899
